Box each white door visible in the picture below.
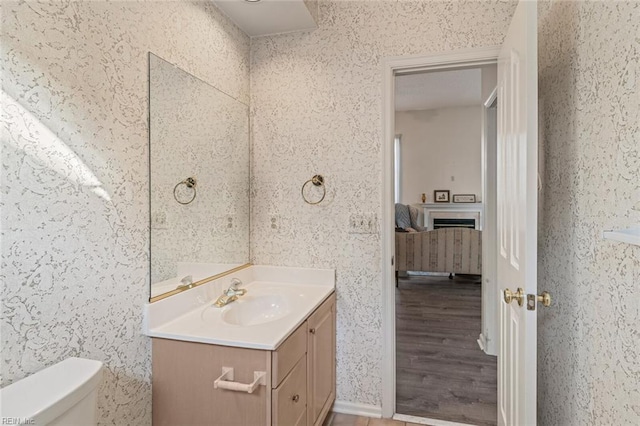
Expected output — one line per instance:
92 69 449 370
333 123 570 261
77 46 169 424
496 1 538 425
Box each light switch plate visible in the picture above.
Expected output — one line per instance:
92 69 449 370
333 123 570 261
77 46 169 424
348 213 377 234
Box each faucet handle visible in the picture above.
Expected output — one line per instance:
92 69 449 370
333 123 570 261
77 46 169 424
230 278 242 289
177 275 194 290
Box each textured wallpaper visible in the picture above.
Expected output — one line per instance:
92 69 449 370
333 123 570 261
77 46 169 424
7 0 635 423
1 2 249 424
538 1 640 425
250 0 517 406
149 54 249 288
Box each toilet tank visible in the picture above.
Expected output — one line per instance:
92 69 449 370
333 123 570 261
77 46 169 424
0 357 103 426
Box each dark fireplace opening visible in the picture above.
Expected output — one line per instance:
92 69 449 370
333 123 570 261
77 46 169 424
433 218 476 229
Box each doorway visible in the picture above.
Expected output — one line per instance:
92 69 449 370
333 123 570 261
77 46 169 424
393 64 497 425
381 47 501 424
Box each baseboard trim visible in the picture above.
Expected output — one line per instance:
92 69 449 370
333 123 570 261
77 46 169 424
331 401 478 425
331 400 382 418
394 413 478 426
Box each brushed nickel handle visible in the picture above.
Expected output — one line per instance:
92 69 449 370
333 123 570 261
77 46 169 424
292 394 300 403
309 328 316 334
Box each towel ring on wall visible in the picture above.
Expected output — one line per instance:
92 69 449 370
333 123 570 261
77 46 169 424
174 177 197 205
301 174 326 205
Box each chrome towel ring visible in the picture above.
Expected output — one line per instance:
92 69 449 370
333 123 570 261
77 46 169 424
174 177 197 205
301 174 326 205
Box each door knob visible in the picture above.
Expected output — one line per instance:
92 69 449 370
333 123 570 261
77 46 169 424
526 291 552 310
537 291 551 307
503 288 524 306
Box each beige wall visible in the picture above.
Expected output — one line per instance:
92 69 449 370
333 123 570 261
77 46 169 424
538 1 640 424
250 0 517 407
1 2 249 424
395 106 483 205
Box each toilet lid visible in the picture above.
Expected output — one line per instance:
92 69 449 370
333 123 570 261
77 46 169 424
0 357 103 425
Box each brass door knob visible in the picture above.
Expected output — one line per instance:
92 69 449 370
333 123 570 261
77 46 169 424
292 394 300 403
537 291 551 307
503 288 525 306
309 328 316 334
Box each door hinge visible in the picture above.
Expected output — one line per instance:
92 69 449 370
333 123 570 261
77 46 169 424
391 256 394 266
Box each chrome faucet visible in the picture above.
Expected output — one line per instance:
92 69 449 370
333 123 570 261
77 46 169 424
214 278 247 307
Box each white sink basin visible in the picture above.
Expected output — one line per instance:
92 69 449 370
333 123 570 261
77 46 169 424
146 268 335 350
221 294 291 326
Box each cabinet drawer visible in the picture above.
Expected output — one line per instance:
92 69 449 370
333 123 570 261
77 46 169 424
272 323 307 388
152 338 270 426
272 355 307 426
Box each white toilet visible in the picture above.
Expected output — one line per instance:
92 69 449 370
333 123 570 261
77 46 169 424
0 357 103 426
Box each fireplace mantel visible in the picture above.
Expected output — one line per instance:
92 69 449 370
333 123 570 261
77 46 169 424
421 203 484 231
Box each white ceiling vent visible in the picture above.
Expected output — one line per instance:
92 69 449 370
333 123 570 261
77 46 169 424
213 0 318 37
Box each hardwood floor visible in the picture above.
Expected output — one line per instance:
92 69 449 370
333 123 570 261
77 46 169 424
395 274 497 426
324 413 425 426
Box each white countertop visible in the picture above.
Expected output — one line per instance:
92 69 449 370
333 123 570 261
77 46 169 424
144 265 335 350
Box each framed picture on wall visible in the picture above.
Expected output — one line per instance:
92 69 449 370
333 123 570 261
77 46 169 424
434 190 450 203
453 194 477 203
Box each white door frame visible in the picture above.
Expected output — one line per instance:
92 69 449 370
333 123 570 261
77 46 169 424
381 46 501 419
480 87 498 356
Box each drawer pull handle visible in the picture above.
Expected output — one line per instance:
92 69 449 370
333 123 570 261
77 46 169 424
309 328 316 334
214 367 266 394
292 394 300 403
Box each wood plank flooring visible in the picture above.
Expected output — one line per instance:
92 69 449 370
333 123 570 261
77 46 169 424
395 274 497 426
324 413 424 426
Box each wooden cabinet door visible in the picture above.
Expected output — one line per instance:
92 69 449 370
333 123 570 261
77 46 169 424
272 355 307 426
306 294 336 426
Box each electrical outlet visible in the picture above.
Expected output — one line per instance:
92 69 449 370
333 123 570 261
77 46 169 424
348 213 377 234
268 215 291 235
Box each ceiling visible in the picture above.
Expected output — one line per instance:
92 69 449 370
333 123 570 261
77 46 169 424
395 68 483 111
213 0 318 37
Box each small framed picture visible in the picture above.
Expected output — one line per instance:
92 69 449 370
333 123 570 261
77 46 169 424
434 190 450 203
453 194 477 203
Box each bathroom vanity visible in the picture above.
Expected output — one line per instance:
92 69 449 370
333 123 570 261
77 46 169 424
145 58 337 425
144 266 336 426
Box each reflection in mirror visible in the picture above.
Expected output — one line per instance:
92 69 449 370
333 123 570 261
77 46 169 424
149 53 250 301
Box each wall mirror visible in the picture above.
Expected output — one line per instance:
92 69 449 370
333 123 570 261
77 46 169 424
149 53 250 301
